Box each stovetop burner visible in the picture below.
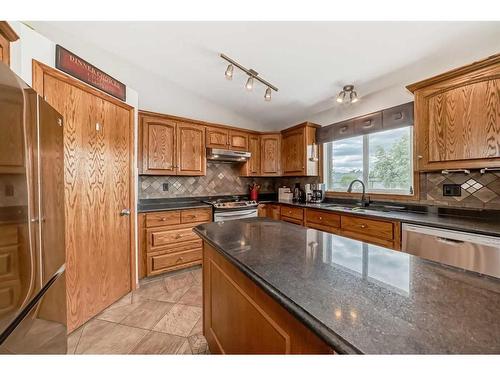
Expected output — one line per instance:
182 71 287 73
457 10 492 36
203 198 258 209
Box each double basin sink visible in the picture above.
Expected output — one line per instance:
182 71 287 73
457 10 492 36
318 203 403 214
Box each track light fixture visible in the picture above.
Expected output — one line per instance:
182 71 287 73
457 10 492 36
336 85 359 104
220 53 278 102
225 64 234 80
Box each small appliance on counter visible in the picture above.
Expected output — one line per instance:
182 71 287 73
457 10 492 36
249 183 260 201
305 183 325 203
292 183 306 203
278 187 293 202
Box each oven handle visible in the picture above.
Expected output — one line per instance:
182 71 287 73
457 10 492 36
215 209 257 217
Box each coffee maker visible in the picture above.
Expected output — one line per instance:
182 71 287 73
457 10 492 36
305 183 325 203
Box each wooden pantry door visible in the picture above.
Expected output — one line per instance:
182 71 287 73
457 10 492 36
33 61 134 332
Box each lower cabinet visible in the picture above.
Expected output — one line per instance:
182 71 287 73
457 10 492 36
258 203 281 220
279 205 402 250
138 207 212 278
203 242 334 354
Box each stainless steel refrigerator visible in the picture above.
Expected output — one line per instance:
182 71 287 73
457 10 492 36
0 61 66 354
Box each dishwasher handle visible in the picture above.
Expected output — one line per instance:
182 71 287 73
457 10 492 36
436 236 464 245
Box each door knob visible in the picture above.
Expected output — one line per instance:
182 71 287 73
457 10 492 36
120 209 131 216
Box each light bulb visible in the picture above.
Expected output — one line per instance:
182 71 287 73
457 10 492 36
264 87 272 101
245 76 254 91
225 64 233 80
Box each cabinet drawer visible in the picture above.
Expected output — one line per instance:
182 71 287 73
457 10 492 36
341 216 394 241
145 211 181 228
149 248 201 275
0 245 18 281
306 221 340 234
281 216 304 226
181 208 212 223
280 206 304 220
147 238 202 254
0 225 18 247
150 227 199 249
305 209 340 228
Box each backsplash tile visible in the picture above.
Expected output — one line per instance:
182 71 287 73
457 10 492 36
422 171 500 209
139 163 319 199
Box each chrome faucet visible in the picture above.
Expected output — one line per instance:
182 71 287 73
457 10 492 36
347 179 370 207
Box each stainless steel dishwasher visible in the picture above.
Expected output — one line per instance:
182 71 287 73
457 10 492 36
402 224 500 278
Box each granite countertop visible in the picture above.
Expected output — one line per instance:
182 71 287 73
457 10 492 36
193 217 500 354
137 199 211 213
275 201 500 237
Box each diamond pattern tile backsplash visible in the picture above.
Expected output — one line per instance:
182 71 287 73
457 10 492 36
421 171 500 209
139 162 319 199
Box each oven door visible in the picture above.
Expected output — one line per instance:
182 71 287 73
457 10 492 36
214 209 258 222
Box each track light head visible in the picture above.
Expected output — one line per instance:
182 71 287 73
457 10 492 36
264 87 272 101
245 76 254 91
225 64 234 80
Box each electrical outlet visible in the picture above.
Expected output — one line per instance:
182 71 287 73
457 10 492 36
162 183 169 192
443 184 461 197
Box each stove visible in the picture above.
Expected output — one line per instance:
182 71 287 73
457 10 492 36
203 198 259 221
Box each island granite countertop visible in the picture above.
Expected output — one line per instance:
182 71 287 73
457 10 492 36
193 217 500 354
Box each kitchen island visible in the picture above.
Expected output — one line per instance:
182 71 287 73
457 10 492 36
193 217 500 354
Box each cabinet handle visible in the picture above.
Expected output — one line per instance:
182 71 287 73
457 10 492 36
417 155 423 159
177 257 184 263
319 216 323 220
175 234 182 239
360 224 367 229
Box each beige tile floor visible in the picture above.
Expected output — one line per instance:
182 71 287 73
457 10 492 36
67 266 209 354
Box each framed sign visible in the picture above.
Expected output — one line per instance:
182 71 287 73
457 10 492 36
55 45 126 101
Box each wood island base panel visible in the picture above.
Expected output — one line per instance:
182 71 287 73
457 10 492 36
202 243 334 354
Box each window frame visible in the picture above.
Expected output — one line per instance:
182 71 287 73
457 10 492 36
322 126 419 201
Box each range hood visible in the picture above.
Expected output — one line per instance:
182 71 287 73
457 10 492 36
207 148 251 163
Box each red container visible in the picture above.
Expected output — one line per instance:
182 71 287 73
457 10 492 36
249 188 258 201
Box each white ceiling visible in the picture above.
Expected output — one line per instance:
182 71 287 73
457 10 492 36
27 21 500 130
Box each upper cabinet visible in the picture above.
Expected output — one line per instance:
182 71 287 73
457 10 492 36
140 115 177 175
206 126 249 151
139 112 206 176
407 54 500 171
260 133 281 176
0 22 19 66
281 122 320 176
176 122 206 176
240 134 261 176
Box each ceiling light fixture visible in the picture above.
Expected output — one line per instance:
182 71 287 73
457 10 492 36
225 64 234 80
336 85 359 104
220 53 278 102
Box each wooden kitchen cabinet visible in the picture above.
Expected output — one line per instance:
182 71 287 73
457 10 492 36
407 53 500 171
260 133 281 176
240 134 261 176
281 122 320 176
139 112 206 176
206 126 249 151
176 122 206 176
138 207 212 278
203 242 334 354
0 22 19 66
305 209 341 234
206 126 229 149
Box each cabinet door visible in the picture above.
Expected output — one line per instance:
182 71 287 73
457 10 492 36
241 134 260 176
0 34 9 65
282 128 305 175
229 130 248 151
427 79 500 163
206 126 229 149
0 83 24 173
141 116 176 175
260 134 281 176
176 122 206 176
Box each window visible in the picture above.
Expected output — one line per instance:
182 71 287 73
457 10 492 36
323 126 413 195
